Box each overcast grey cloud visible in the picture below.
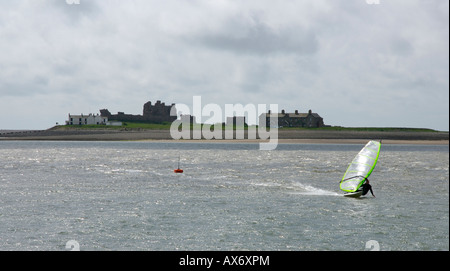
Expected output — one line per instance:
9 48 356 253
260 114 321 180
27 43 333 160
0 0 448 131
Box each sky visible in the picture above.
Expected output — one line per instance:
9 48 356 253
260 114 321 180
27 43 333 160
0 0 448 131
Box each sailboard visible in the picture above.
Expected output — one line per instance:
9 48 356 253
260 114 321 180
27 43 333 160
340 140 381 197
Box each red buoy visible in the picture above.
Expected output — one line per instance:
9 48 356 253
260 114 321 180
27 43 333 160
174 156 183 173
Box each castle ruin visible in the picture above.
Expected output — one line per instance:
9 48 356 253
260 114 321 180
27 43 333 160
100 100 176 124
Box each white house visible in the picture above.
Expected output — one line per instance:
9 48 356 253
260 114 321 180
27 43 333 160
66 113 108 125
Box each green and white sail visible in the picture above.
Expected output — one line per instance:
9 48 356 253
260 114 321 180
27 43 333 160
340 140 381 193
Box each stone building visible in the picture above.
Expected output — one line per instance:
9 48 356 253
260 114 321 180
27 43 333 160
259 109 325 128
100 100 177 124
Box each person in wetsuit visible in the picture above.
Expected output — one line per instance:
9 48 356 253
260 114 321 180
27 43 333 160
361 179 375 197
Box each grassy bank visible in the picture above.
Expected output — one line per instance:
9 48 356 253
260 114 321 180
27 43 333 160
56 123 443 133
54 122 172 130
279 126 441 132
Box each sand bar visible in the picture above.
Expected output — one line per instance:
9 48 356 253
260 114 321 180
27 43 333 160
1 129 448 145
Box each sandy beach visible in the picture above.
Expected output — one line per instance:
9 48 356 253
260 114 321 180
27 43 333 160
1 128 448 145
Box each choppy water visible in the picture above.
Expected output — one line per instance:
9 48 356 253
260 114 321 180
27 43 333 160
0 141 448 251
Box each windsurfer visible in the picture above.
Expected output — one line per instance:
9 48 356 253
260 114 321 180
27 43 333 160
361 179 375 197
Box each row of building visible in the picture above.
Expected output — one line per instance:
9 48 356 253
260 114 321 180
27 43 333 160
66 100 326 128
259 109 325 128
66 100 175 126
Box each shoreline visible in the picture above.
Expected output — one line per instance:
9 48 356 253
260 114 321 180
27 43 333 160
1 129 448 145
144 139 449 145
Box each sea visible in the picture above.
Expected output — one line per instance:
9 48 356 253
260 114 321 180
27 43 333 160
0 141 448 251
